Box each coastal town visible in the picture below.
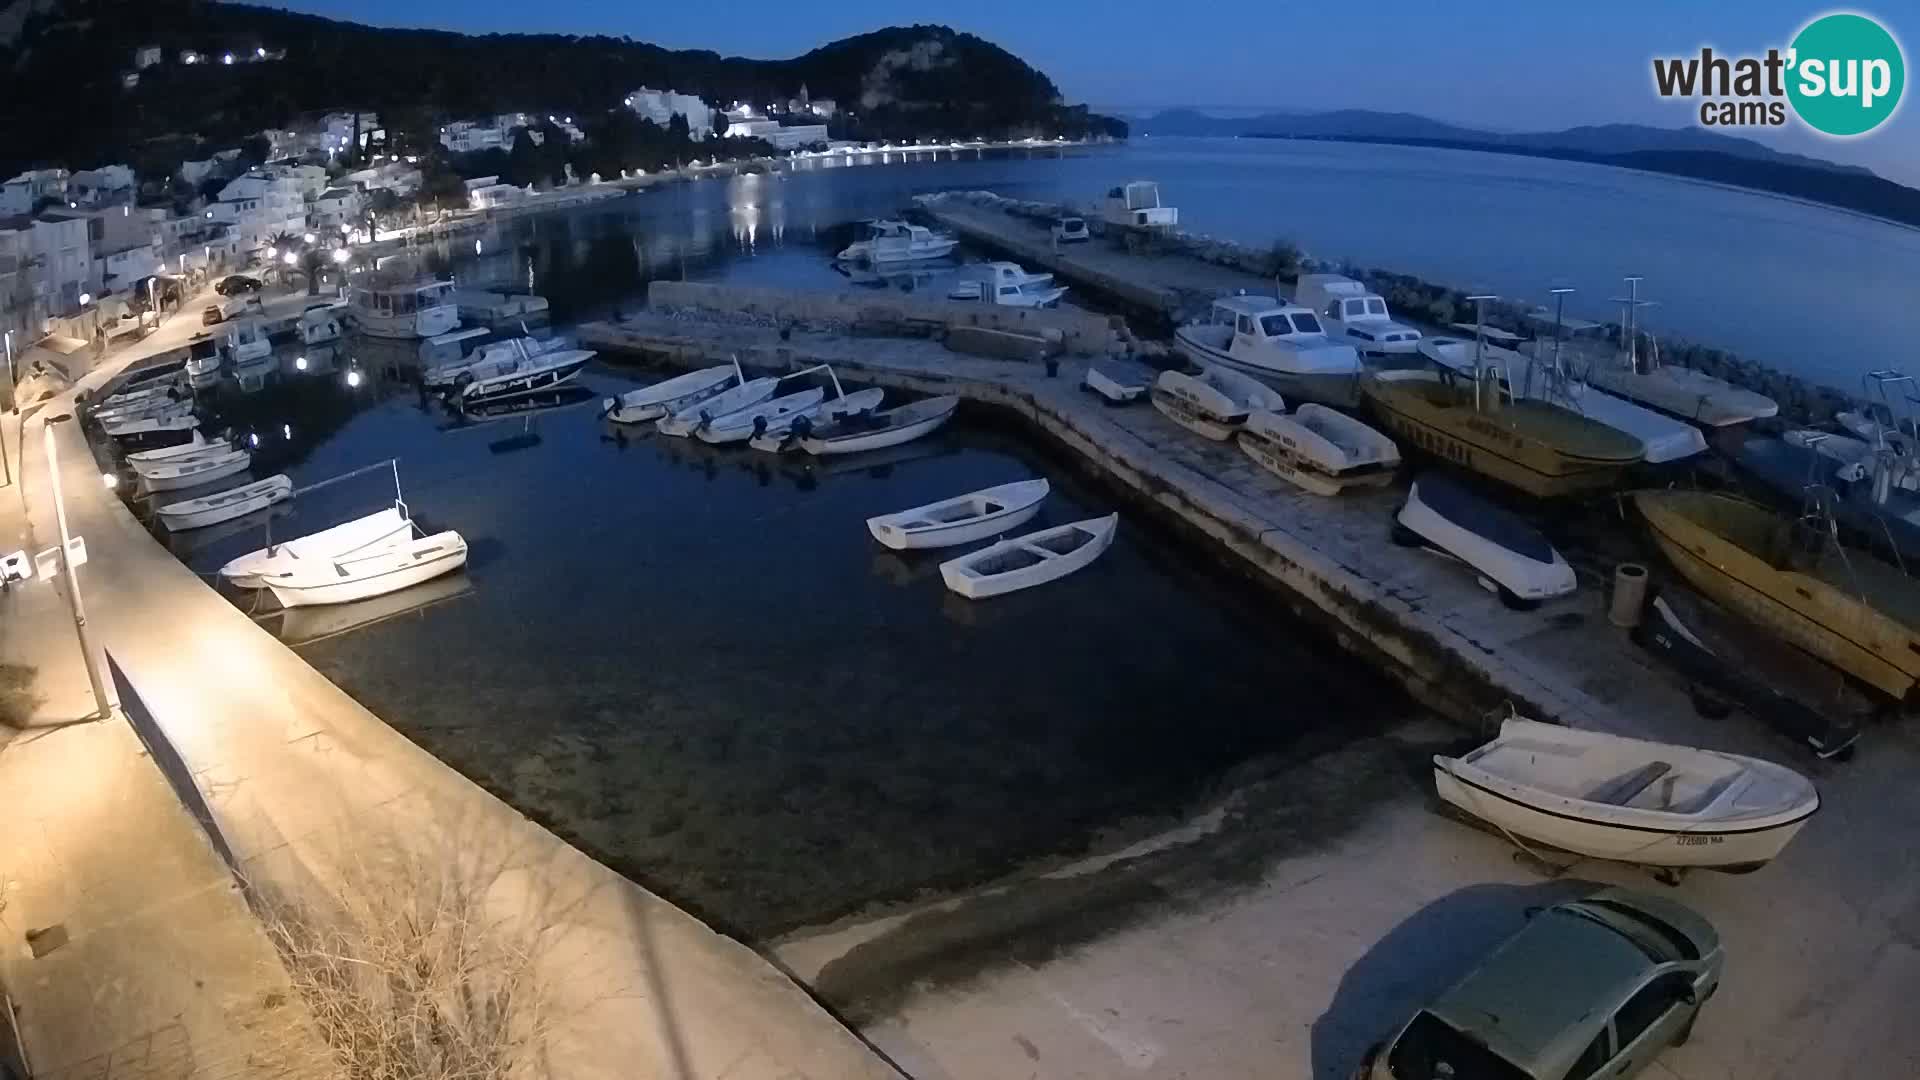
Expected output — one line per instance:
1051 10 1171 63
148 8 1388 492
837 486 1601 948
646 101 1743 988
2 5 1918 1080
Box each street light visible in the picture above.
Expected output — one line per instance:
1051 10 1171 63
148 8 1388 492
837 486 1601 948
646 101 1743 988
330 248 350 264
303 232 316 244
42 414 112 720
282 251 297 266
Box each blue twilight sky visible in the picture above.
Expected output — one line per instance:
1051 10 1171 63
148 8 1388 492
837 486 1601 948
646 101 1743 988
270 0 1917 183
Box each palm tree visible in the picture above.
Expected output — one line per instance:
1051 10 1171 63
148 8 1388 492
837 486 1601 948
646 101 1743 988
298 247 330 297
265 231 302 287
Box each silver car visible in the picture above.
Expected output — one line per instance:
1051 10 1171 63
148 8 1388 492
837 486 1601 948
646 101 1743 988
1355 888 1723 1080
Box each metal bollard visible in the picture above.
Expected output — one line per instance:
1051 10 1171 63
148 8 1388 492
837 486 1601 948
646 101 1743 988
1609 563 1649 628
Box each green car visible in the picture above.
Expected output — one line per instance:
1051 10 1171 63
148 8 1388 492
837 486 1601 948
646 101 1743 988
1355 888 1723 1080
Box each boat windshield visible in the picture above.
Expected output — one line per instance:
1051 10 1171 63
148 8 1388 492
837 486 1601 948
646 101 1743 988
1367 298 1388 315
1259 314 1294 337
1290 312 1323 334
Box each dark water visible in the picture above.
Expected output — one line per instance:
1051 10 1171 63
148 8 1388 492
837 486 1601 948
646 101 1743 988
158 367 1401 937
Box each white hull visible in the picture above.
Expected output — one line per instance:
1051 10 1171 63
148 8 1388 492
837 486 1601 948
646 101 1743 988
1151 367 1281 441
130 444 235 478
267 531 468 608
839 239 959 263
96 398 190 424
1396 476 1575 603
1085 360 1153 404
106 413 196 439
157 475 293 531
1434 717 1817 871
695 387 827 444
797 395 958 456
1172 327 1362 408
221 506 411 589
657 377 779 437
605 366 737 424
868 479 1050 550
1238 406 1399 495
746 388 886 451
140 450 251 492
458 351 593 405
354 304 460 340
940 514 1118 599
1581 361 1777 427
127 432 214 464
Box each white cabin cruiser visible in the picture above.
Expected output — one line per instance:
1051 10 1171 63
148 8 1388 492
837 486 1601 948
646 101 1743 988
1293 274 1423 356
221 318 272 367
837 220 958 264
1101 181 1176 229
456 342 595 405
1174 295 1363 407
952 262 1067 308
349 271 459 339
425 335 568 390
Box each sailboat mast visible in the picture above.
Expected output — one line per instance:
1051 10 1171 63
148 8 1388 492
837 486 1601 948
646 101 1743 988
1466 294 1497 411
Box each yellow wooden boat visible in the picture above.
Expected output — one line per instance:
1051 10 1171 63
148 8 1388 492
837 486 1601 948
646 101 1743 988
1361 369 1642 497
1633 489 1920 700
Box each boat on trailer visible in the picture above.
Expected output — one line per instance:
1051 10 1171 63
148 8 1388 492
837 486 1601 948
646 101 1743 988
220 506 412 589
1151 365 1282 441
155 475 293 531
867 479 1050 550
940 514 1118 599
1393 473 1576 609
605 364 741 424
794 395 959 456
1238 405 1399 495
264 529 468 608
1433 715 1818 874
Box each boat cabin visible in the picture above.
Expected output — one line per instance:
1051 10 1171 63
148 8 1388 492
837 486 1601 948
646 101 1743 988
1293 274 1422 355
352 278 455 319
1102 181 1178 228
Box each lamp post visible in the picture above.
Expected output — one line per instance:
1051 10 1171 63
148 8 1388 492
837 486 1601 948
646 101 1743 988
43 414 111 719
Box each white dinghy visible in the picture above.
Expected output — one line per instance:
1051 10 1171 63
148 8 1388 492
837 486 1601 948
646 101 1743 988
1238 405 1399 495
867 479 1050 550
220 506 411 588
127 432 217 464
139 449 251 492
940 513 1118 599
604 363 740 424
1151 366 1282 441
130 442 238 480
657 376 780 437
1393 473 1575 609
1434 715 1818 873
796 395 958 456
105 411 197 439
155 475 293 531
264 529 469 608
696 387 825 444
748 387 885 451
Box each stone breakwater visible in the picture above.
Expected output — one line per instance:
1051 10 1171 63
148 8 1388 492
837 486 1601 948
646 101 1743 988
920 189 1864 429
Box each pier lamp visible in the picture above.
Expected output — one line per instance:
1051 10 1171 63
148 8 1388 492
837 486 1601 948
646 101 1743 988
101 472 117 490
346 369 363 389
42 415 112 720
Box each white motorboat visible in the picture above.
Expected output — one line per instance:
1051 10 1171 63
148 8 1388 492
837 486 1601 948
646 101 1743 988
1101 181 1177 229
127 432 217 464
605 365 739 424
1238 405 1400 495
139 448 251 492
1393 473 1576 609
349 270 459 339
695 387 826 444
747 387 886 451
265 529 468 608
657 377 779 437
940 514 1118 600
1575 277 1776 426
457 344 595 405
837 220 958 263
98 382 178 411
185 340 223 388
867 479 1050 550
221 506 411 588
952 262 1067 308
221 318 272 366
155 474 293 531
1783 428 1871 465
1174 296 1363 407
795 395 959 456
424 335 568 390
1293 275 1423 356
1421 337 1707 464
105 412 198 439
1084 358 1155 405
1151 365 1282 441
1433 716 1818 873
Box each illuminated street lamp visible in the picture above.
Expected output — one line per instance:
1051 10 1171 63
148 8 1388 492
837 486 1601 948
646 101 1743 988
282 251 297 266
42 415 112 719
222 52 234 65
303 232 316 244
331 248 350 264
345 369 363 388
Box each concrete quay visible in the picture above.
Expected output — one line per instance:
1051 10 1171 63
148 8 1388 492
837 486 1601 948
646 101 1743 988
4 328 901 1074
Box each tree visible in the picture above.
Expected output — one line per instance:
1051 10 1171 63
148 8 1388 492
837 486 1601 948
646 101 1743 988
506 128 541 188
298 248 329 296
711 109 729 138
240 133 271 166
266 231 302 285
667 112 691 148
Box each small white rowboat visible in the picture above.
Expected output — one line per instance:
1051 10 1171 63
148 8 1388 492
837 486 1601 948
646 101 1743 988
1151 366 1282 441
867 479 1050 550
106 412 197 439
265 529 469 608
797 395 959 456
127 432 216 464
156 475 293 531
695 387 826 444
220 506 411 588
657 377 779 437
940 513 1118 600
1238 405 1400 496
748 388 885 451
604 365 738 424
1434 716 1818 873
139 449 251 492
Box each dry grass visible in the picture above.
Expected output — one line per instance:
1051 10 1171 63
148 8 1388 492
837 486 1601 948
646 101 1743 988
255 842 553 1079
0 664 41 728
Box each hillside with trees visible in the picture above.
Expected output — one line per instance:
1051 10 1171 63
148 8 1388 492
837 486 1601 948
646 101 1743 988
0 1 1123 180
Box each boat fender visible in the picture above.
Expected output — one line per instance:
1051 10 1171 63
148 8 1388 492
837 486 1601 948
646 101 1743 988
751 414 769 437
790 415 813 439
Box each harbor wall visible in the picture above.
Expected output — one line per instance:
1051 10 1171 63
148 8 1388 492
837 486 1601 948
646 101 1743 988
644 280 1119 357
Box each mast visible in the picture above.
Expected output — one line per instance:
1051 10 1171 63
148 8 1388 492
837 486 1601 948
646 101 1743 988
1465 294 1498 411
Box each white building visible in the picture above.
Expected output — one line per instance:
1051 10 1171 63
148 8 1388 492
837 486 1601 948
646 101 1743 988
625 87 713 139
26 211 94 316
440 120 507 154
67 165 136 207
309 186 362 231
344 163 421 197
134 45 164 69
1 169 70 217
209 170 310 257
729 120 829 151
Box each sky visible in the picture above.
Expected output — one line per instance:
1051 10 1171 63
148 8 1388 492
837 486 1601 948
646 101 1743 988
270 0 1917 183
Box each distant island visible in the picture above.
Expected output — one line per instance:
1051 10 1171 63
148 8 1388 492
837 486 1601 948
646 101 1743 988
1133 108 1919 230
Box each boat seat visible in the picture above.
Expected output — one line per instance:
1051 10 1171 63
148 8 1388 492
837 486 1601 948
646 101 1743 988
1584 761 1673 806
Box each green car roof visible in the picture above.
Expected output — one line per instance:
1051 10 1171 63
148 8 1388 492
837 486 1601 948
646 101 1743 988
1428 908 1654 1072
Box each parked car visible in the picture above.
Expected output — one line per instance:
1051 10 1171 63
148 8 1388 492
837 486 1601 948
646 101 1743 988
1051 216 1090 243
215 274 263 296
201 304 224 326
1354 889 1722 1080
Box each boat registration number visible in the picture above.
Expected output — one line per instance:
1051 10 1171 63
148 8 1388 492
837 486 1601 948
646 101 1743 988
1674 835 1723 846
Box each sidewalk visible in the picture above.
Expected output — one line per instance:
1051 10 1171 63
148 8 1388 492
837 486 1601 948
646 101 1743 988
0 414 333 1076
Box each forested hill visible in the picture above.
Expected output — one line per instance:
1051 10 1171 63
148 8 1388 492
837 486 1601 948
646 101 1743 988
0 1 1123 176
